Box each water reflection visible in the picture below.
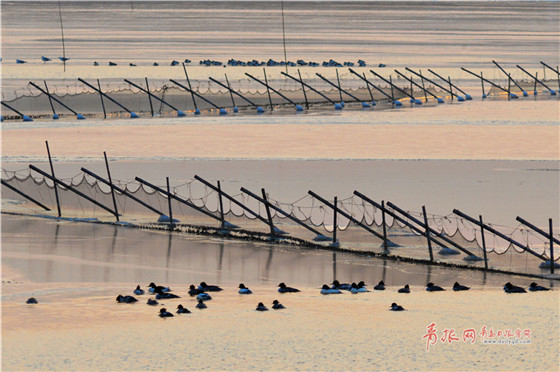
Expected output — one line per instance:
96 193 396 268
1 214 552 288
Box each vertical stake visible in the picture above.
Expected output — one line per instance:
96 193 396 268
363 73 374 102
534 72 538 94
145 77 154 117
549 218 554 274
335 69 343 103
481 71 486 98
263 68 274 111
479 215 488 269
507 73 511 100
43 81 57 118
97 79 107 119
419 70 427 102
332 196 338 244
217 181 226 229
297 69 309 109
447 76 454 101
389 75 395 101
422 205 434 262
261 188 275 236
381 201 388 252
166 177 174 230
104 151 119 221
225 74 236 108
183 63 198 111
45 141 61 217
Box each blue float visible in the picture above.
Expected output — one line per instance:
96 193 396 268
177 110 186 117
414 99 423 105
257 106 265 113
233 106 239 113
334 103 343 110
23 115 33 122
361 102 370 108
77 113 85 120
295 105 304 112
371 101 376 106
0 116 3 122
130 112 139 118
522 91 528 97
510 93 518 99
195 108 201 115
393 101 403 107
52 113 59 120
219 108 228 115
465 94 472 100
436 98 445 104
340 101 345 107
458 96 465 102
549 90 556 96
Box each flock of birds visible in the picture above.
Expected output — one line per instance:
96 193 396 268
10 57 383 68
24 280 551 313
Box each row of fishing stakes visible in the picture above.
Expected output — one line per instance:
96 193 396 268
12 143 557 273
2 62 558 121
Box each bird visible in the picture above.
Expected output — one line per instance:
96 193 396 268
426 283 445 292
321 284 342 295
390 302 405 311
41 56 51 62
59 57 69 62
153 62 159 66
528 282 550 292
198 282 223 292
129 63 136 66
108 61 117 66
148 283 171 293
374 281 386 290
188 284 204 296
155 289 180 300
93 61 99 66
503 282 527 293
256 302 269 311
278 282 300 293
133 285 145 295
159 308 174 317
350 282 369 294
176 304 191 314
238 283 253 294
196 299 207 309
26 297 38 304
147 299 158 306
331 280 351 291
398 284 410 293
453 282 470 291
272 300 285 309
16 59 27 64
116 294 138 303
196 293 212 302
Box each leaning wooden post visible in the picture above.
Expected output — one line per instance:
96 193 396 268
363 73 374 102
97 79 107 119
389 75 395 101
381 200 388 252
104 152 119 221
549 218 555 274
335 69 343 102
418 70 427 102
480 71 486 98
217 181 226 230
507 74 511 100
332 196 338 244
43 81 58 119
261 188 276 236
45 141 61 217
263 68 274 111
447 76 454 101
166 177 174 230
534 72 538 95
422 205 434 262
145 77 154 117
297 69 309 109
479 215 488 269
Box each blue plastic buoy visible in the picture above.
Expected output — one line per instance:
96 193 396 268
458 96 465 102
52 113 59 120
409 98 415 103
414 99 423 105
23 115 33 122
194 108 201 115
177 110 186 117
465 94 472 100
130 112 139 119
295 105 304 112
510 93 518 99
1 116 4 122
522 91 528 97
334 103 343 110
371 101 376 106
219 108 228 115
77 114 85 120
482 94 487 99
533 91 538 96
361 102 370 108
437 98 445 104
233 106 239 113
257 106 265 114
340 101 345 107
549 90 556 96
394 101 403 107
157 215 180 223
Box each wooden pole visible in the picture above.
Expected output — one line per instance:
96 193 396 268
104 151 119 221
261 188 275 236
263 68 274 110
217 181 226 229
479 215 488 269
224 74 236 108
1 180 51 211
363 72 374 101
335 69 343 102
145 77 154 117
389 76 395 101
297 69 309 109
481 71 486 98
332 196 338 244
97 79 106 119
166 177 173 230
43 81 57 118
46 141 61 217
381 200 388 252
182 63 198 111
549 219 554 274
422 206 434 262
419 70 427 102
448 76 454 101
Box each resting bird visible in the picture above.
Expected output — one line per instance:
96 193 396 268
398 284 410 293
278 282 300 293
426 283 445 292
453 282 470 291
528 282 550 292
